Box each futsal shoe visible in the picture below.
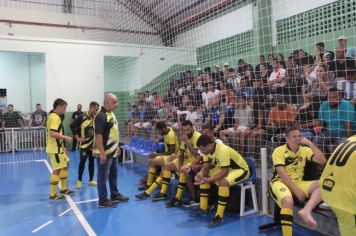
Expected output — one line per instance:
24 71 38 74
98 199 118 208
135 192 150 200
111 193 129 203
49 193 66 200
166 198 181 208
88 180 97 186
151 193 167 202
60 189 76 195
76 180 82 189
208 215 223 228
190 208 209 217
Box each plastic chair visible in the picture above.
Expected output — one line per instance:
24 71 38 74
140 140 156 157
238 158 259 216
156 142 165 153
121 136 137 163
131 137 145 154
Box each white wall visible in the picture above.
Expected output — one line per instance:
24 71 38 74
0 36 196 112
271 0 338 46
174 4 253 48
0 7 162 45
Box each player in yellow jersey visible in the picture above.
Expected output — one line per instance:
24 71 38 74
191 134 250 227
137 120 179 191
269 127 326 236
320 135 356 236
46 98 75 200
136 120 200 201
73 101 99 189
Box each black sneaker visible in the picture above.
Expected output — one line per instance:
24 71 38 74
135 192 150 200
208 215 223 228
60 189 76 195
182 199 200 208
98 199 118 208
190 208 209 217
166 198 181 208
111 193 129 203
151 193 167 202
49 193 65 200
137 185 148 191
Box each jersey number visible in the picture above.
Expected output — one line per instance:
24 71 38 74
328 140 356 167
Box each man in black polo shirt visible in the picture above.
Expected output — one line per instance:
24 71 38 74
93 93 129 208
1 104 23 151
70 104 83 151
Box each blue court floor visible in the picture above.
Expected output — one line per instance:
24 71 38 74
0 151 326 236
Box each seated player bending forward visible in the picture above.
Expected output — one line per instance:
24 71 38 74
269 127 326 236
136 120 201 201
138 121 179 191
191 134 250 227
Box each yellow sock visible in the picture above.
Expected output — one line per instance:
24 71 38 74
200 183 210 211
216 187 229 218
59 169 68 191
160 170 172 194
145 176 162 195
50 174 59 196
175 174 187 200
280 208 293 236
147 167 156 186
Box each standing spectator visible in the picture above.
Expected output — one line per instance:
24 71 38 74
2 104 24 152
29 103 47 151
70 104 83 152
93 93 129 208
46 98 74 200
313 87 355 154
328 47 356 80
1 104 23 128
29 103 47 128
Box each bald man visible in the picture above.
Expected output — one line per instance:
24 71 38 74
93 93 129 208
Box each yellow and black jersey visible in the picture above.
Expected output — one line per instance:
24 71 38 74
179 131 201 160
320 135 356 214
202 143 249 171
74 112 95 150
46 112 65 154
164 127 179 155
271 144 314 182
93 107 119 157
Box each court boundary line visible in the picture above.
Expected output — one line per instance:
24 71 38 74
36 159 96 236
31 220 53 233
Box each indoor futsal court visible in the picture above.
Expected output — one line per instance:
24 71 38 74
1 0 355 235
0 151 326 236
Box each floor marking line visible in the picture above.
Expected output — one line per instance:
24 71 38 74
31 220 53 233
40 159 96 236
58 208 72 217
74 199 98 204
0 160 42 165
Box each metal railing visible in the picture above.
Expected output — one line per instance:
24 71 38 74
0 127 46 153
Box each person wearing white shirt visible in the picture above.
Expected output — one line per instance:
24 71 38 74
268 59 287 90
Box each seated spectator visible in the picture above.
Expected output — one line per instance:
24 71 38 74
266 95 297 139
236 59 254 78
145 91 154 104
236 77 254 100
256 63 270 86
203 97 225 131
303 64 330 107
283 67 306 104
314 42 335 64
212 65 224 89
338 35 356 59
267 54 274 74
295 101 322 139
268 59 287 94
218 82 228 106
225 68 239 90
189 87 203 107
276 53 287 69
128 105 140 137
152 92 162 108
299 49 314 66
219 94 253 154
313 87 355 154
255 54 271 77
173 95 190 130
269 127 326 235
337 69 356 105
328 47 356 80
203 82 220 107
